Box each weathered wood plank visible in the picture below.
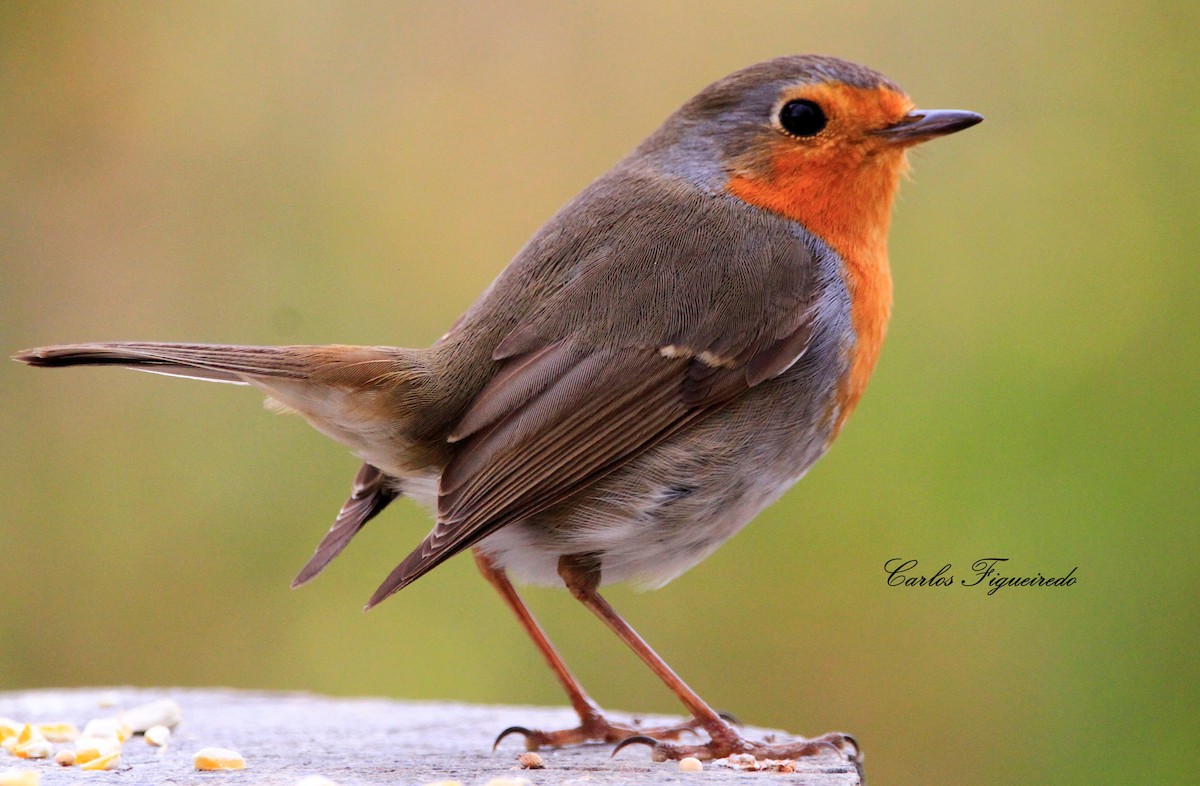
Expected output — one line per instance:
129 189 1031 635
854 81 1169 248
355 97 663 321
0 688 861 785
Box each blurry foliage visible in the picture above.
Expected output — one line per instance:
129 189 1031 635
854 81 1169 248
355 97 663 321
2 3 1197 785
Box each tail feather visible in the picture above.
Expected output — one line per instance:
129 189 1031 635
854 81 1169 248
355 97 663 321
18 340 435 594
14 342 313 383
292 463 400 588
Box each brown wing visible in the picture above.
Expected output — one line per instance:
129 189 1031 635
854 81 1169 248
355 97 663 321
366 183 826 607
366 321 817 608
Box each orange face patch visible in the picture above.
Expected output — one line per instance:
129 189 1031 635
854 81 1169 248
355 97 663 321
727 83 916 433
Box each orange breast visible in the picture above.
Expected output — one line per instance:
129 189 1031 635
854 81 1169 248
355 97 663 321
727 109 907 433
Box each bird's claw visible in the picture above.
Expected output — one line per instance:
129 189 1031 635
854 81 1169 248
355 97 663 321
491 712 708 752
610 735 660 758
492 726 538 751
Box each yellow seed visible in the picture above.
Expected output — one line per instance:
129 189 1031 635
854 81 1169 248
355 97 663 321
15 726 35 746
74 747 100 765
13 739 53 760
33 723 78 743
0 769 40 786
121 699 183 733
54 750 76 767
80 752 121 771
0 721 20 740
679 756 704 772
73 738 120 764
81 718 130 742
193 747 246 771
144 725 171 747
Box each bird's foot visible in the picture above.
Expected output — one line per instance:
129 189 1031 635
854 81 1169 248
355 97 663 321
493 711 725 751
613 729 861 766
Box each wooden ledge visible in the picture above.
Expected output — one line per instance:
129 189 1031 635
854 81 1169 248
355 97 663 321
0 688 862 785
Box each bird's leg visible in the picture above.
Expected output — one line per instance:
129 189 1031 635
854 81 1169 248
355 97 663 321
557 554 861 767
474 549 703 750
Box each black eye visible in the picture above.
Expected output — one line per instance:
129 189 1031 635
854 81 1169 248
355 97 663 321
778 99 827 137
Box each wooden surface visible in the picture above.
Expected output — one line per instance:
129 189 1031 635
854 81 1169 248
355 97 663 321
0 688 863 785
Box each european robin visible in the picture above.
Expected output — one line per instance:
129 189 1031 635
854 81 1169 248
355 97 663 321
17 55 981 764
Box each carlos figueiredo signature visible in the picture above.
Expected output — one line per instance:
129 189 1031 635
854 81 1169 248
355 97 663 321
884 558 1077 596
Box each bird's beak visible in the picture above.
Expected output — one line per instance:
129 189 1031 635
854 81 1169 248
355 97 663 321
875 109 983 144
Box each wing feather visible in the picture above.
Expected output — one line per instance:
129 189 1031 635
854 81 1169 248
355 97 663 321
365 185 829 606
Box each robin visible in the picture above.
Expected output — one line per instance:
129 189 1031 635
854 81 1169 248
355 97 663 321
17 55 980 764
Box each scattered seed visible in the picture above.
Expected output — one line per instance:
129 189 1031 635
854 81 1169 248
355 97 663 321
679 757 704 772
726 753 757 768
80 752 121 771
54 750 76 767
74 737 120 764
33 723 77 743
516 751 544 769
121 699 183 733
81 718 130 742
193 747 246 771
144 725 171 747
0 769 39 786
14 739 53 760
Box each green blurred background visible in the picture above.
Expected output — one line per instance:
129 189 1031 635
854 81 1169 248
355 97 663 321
2 2 1196 784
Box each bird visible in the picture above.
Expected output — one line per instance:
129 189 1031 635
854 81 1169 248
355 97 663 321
15 55 981 764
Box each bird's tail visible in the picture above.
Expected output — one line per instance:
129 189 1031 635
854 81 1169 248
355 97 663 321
18 341 444 598
15 341 431 465
16 342 322 384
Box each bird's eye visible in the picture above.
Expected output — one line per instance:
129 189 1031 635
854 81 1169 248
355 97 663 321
778 99 827 137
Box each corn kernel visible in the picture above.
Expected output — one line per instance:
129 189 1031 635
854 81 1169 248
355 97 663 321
0 721 20 741
121 699 183 733
13 739 53 760
81 718 130 742
142 725 170 747
54 750 76 767
73 738 120 764
193 747 246 771
33 724 77 743
0 769 40 786
80 752 121 771
679 756 704 772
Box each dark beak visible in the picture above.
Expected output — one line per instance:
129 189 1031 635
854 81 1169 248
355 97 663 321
876 109 983 144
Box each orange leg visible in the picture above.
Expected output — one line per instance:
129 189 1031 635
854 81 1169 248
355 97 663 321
557 554 861 766
473 549 702 750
